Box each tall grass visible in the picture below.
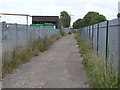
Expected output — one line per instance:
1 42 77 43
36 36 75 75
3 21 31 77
75 32 119 88
61 31 66 36
2 33 62 76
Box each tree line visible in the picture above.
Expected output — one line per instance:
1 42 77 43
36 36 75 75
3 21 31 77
73 11 106 29
59 11 120 29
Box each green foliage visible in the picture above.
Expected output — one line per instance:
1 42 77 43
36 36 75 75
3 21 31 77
117 13 120 18
60 11 71 28
61 31 66 36
73 11 106 29
89 14 106 25
68 32 72 34
75 33 119 88
73 19 85 29
72 30 78 33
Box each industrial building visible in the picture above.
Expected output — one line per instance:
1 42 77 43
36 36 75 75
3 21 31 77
32 16 60 29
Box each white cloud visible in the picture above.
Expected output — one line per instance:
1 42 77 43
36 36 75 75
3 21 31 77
0 0 119 24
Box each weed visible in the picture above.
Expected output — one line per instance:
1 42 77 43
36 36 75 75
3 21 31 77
61 31 66 36
68 32 72 34
75 32 119 88
2 33 62 77
72 30 78 33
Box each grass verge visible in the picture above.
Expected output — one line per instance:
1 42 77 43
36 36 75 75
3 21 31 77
2 33 62 76
75 32 119 88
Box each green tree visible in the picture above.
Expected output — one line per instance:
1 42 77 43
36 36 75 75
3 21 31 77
83 12 99 26
73 11 106 29
73 19 85 29
89 14 106 25
60 11 71 28
117 13 120 18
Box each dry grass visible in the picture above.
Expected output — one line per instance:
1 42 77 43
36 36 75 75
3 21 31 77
75 32 119 88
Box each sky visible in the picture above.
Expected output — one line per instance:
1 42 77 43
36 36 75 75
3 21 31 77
0 0 119 25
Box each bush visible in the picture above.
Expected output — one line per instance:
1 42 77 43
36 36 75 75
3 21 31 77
72 30 78 33
68 32 72 34
75 32 119 88
61 31 66 36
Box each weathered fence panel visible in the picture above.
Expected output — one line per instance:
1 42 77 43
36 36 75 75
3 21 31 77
93 24 98 51
108 19 119 72
0 22 2 78
98 21 107 59
62 28 71 34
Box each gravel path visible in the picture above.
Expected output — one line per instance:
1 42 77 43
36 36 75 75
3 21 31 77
3 34 89 88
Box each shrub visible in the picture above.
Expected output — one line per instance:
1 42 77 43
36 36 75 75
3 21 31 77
61 31 66 36
68 32 72 34
72 30 78 33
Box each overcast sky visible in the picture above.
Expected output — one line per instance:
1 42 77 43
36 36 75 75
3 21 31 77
0 0 119 25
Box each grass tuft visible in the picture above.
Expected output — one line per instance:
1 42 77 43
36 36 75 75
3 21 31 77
68 32 72 34
61 31 66 36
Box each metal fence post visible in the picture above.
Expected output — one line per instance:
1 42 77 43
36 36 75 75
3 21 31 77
26 24 28 46
15 23 17 55
89 25 90 40
106 20 109 69
92 25 94 49
97 23 99 53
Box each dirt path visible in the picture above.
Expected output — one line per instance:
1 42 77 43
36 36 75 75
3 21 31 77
3 34 89 88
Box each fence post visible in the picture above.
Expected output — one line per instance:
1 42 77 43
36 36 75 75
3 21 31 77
92 25 94 49
118 18 120 85
26 24 28 46
97 23 99 53
89 25 90 40
106 20 109 69
0 22 2 79
15 23 17 55
87 26 89 39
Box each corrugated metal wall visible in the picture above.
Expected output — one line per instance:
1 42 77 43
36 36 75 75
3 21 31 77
79 18 120 73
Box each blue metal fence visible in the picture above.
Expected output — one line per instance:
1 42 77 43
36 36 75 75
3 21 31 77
79 18 120 73
0 22 71 62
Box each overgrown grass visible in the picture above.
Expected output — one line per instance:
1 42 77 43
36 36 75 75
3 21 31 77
75 32 119 88
61 31 66 36
2 33 62 76
72 29 78 33
68 32 72 34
